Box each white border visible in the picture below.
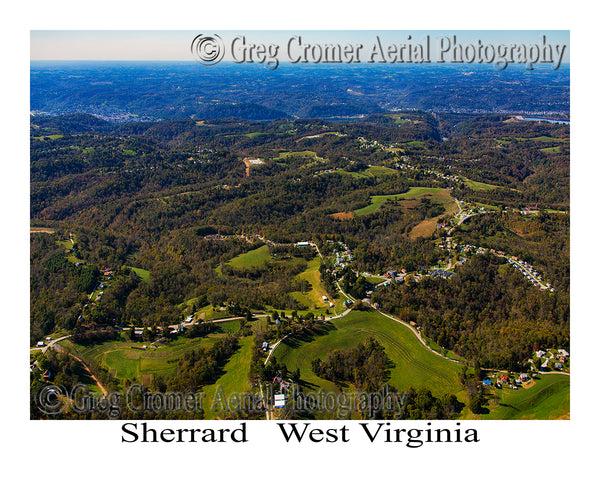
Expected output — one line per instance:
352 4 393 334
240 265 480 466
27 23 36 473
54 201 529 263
4 1 597 477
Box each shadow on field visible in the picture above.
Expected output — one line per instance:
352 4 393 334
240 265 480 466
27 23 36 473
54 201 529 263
498 403 518 411
281 322 337 349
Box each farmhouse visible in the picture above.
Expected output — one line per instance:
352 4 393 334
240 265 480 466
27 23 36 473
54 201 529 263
274 394 286 408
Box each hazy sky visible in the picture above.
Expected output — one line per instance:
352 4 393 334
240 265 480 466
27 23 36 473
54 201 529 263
31 30 569 62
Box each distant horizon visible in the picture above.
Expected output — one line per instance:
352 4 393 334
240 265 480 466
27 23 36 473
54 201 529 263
31 30 570 64
30 59 571 65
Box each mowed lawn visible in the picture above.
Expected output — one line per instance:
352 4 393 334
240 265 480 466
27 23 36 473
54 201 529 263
275 310 463 398
482 374 570 420
202 336 254 419
227 245 271 270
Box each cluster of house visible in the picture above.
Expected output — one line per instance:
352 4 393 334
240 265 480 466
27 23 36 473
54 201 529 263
519 205 539 215
313 167 342 176
533 348 569 371
383 269 407 284
505 257 553 291
428 269 456 279
91 271 113 305
35 336 52 348
426 169 461 183
483 372 531 390
445 240 553 292
357 137 385 151
333 244 354 268
457 243 487 256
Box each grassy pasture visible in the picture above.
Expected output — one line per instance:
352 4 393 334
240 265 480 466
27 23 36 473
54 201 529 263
460 176 500 191
481 374 569 420
515 135 567 143
73 335 222 381
275 150 324 162
275 310 464 398
33 134 64 141
226 245 271 270
128 266 150 283
290 257 340 315
202 337 254 419
343 165 399 179
353 187 454 220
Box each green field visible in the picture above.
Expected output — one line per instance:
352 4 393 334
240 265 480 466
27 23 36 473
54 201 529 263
481 374 570 420
343 165 399 179
354 187 451 216
227 245 271 270
460 176 500 191
363 275 387 285
540 146 562 154
289 257 341 315
55 236 85 264
275 310 569 419
245 132 267 138
74 335 221 381
202 337 254 419
33 134 63 141
516 135 567 143
128 266 150 283
474 202 500 211
275 150 324 162
275 310 463 399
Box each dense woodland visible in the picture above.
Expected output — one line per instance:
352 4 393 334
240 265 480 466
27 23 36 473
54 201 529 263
372 254 569 369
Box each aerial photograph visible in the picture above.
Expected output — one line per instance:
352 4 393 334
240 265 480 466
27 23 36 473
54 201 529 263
29 30 570 421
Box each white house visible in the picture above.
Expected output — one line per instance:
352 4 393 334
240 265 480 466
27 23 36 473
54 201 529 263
274 394 286 408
